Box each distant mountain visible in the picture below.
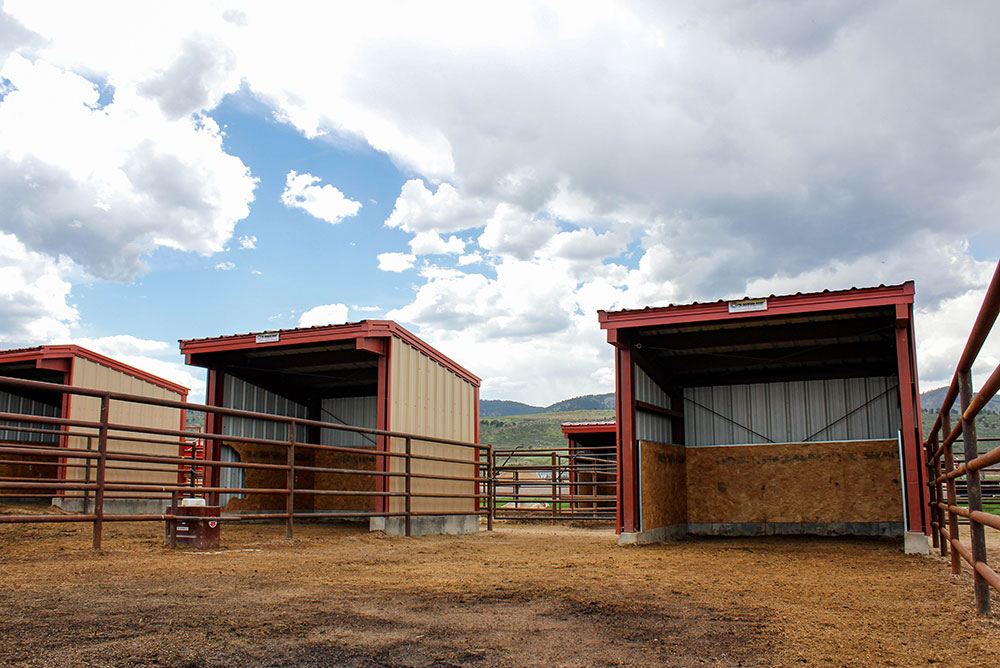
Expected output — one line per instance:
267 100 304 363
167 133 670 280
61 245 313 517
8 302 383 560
480 393 615 417
545 393 616 412
920 386 999 414
480 400 547 418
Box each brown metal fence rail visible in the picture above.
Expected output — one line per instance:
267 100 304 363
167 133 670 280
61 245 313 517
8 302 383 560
923 259 1000 615
491 445 617 521
0 376 493 548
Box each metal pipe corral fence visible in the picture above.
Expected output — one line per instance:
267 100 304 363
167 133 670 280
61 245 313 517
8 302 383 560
923 258 1000 614
0 375 493 547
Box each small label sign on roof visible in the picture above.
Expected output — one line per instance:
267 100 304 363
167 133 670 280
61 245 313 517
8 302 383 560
255 332 280 344
728 298 767 314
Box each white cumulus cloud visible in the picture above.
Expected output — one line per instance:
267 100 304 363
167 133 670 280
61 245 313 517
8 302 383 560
409 231 466 255
281 170 361 225
298 303 350 328
377 252 416 272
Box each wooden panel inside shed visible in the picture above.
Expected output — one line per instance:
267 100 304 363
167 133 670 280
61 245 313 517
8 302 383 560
221 440 375 513
685 440 902 524
639 441 687 531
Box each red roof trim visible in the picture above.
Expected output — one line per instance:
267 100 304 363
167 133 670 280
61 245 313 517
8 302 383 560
0 345 189 397
598 282 914 331
179 320 480 387
561 420 617 435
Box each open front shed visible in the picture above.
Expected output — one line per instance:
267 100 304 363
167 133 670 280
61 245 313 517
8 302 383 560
179 320 481 535
0 345 189 513
598 283 927 549
561 421 617 515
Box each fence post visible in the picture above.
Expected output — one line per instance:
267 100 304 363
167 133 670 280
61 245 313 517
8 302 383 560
551 452 558 518
487 445 494 532
82 435 92 514
92 394 110 551
925 432 948 556
168 490 178 548
286 421 295 540
404 437 412 537
942 411 962 575
959 370 991 614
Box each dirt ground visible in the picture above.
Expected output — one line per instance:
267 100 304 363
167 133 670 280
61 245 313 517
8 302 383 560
1 513 998 668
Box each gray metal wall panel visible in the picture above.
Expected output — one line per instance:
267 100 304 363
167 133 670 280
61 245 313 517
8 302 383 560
0 390 59 442
634 365 670 409
845 378 869 440
221 375 309 442
218 444 246 506
634 364 672 443
683 375 901 446
824 379 848 441
320 396 378 448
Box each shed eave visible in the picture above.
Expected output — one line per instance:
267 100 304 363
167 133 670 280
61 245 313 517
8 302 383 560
598 282 915 332
0 344 188 397
180 320 480 387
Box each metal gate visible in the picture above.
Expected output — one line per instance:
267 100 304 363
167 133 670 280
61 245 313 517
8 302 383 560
489 444 616 521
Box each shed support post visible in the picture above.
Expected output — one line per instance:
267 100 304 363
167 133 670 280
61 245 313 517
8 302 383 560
894 318 924 535
959 370 990 615
615 342 638 534
92 394 110 551
286 421 295 540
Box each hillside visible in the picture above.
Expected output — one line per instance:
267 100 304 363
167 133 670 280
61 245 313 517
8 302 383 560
920 385 1000 414
480 409 615 452
480 392 614 417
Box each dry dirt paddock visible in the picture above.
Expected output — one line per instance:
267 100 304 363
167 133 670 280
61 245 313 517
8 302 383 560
1 516 998 668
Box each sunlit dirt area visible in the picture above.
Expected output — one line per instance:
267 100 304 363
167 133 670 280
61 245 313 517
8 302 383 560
1 511 998 668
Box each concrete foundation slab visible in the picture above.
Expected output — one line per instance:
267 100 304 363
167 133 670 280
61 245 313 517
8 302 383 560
370 514 479 537
54 497 169 515
904 531 930 554
618 524 686 545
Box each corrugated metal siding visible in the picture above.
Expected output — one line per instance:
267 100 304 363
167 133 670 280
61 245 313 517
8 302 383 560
388 337 477 515
67 358 184 494
320 396 378 448
218 444 246 506
0 390 59 442
684 376 901 446
221 375 308 442
634 364 672 445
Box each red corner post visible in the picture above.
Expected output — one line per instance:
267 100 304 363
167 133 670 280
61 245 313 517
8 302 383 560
894 303 926 534
612 330 638 534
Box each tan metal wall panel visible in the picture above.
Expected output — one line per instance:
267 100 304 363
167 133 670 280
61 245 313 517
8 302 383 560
65 358 184 499
387 337 477 515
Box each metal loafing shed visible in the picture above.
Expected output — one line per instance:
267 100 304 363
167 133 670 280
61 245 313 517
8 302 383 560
179 320 482 536
0 345 189 513
598 282 927 550
561 420 617 518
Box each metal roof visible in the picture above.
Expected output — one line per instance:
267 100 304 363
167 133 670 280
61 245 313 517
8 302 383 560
598 282 914 331
180 319 480 386
561 420 616 435
0 344 189 396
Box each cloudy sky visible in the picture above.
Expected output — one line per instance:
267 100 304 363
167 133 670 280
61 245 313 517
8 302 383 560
1 0 999 405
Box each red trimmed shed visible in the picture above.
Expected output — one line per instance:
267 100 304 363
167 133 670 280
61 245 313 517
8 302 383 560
0 345 189 513
561 420 617 516
598 283 927 549
179 320 481 535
